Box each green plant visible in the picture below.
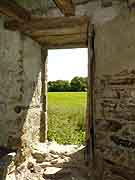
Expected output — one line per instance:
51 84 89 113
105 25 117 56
48 92 87 145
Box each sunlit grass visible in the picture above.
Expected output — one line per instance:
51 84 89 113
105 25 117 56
48 92 87 145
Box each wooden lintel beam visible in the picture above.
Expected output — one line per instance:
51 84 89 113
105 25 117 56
53 0 75 16
30 24 87 38
0 0 31 22
5 16 90 49
34 31 88 48
44 42 87 49
36 33 87 44
5 16 89 33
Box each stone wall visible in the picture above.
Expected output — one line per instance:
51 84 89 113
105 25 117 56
47 0 128 25
0 19 42 156
94 11 135 180
1 1 135 179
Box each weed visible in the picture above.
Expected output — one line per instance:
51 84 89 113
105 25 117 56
48 92 87 145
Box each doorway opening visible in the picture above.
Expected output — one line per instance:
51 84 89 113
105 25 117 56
47 48 88 145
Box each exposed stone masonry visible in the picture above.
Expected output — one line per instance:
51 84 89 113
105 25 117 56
1 1 135 180
0 20 42 179
96 70 135 167
94 12 135 179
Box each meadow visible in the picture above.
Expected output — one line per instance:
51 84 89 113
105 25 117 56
48 92 87 145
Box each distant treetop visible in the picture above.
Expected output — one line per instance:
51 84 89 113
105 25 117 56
48 76 88 92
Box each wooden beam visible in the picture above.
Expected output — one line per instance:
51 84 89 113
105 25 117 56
5 16 89 32
30 24 88 38
0 0 31 22
45 43 87 49
53 0 75 16
40 47 48 142
6 16 86 30
86 24 95 164
5 16 89 48
36 33 87 46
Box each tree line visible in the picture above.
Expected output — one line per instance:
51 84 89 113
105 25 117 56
48 76 88 92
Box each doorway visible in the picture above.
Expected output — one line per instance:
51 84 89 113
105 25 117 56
47 48 88 145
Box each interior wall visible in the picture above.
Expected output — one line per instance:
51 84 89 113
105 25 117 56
47 1 127 25
94 10 135 179
0 19 42 157
0 1 135 179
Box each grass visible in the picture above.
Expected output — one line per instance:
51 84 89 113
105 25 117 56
48 92 87 145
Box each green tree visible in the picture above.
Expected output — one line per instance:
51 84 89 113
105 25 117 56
71 76 87 92
48 76 87 92
48 80 70 92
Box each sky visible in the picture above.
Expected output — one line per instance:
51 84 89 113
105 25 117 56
48 48 88 81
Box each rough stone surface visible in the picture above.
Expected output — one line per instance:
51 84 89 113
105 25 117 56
4 142 87 180
0 19 42 155
0 1 135 179
15 0 130 25
94 11 135 180
46 0 130 25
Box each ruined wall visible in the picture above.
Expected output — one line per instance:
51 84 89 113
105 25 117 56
94 10 135 180
0 19 42 156
47 0 128 25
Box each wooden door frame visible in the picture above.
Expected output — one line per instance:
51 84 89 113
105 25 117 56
86 24 96 165
40 20 96 165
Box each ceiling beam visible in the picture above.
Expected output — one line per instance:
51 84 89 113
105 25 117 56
0 0 31 22
5 16 89 48
53 0 75 16
5 16 89 33
35 33 88 49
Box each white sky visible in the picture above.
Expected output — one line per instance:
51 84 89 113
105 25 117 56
48 48 88 81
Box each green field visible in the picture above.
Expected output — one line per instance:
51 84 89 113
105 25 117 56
48 92 87 145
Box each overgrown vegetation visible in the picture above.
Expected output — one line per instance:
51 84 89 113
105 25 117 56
48 76 87 92
48 92 87 145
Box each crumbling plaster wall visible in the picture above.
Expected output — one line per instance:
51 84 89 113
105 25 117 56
94 10 135 179
0 19 42 156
